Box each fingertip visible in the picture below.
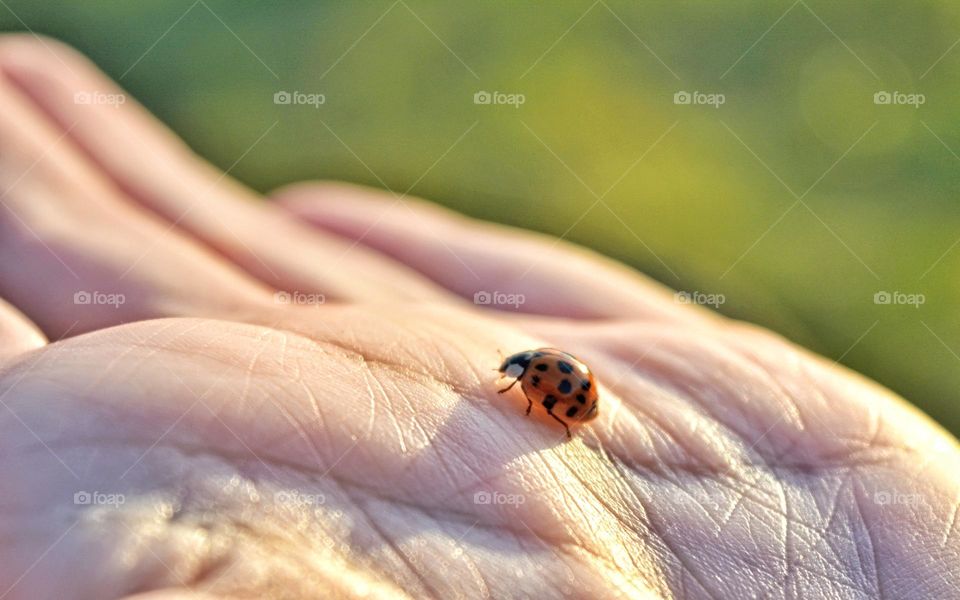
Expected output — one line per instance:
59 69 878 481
273 180 385 212
270 181 708 322
272 180 462 232
0 298 46 361
0 34 87 75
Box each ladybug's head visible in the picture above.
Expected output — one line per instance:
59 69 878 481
499 351 533 378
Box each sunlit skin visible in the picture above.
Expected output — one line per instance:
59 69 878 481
0 36 957 599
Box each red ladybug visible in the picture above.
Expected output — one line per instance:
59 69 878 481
497 348 599 438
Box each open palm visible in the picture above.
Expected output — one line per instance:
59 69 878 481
0 36 956 600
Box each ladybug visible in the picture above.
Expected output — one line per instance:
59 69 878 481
497 348 599 438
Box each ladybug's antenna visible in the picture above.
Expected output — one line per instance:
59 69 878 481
492 348 505 372
497 348 504 362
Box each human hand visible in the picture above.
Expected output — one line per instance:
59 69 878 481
0 36 956 599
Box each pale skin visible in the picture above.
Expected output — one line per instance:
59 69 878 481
0 36 956 600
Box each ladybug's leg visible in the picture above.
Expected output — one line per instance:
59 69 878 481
497 379 519 394
546 410 572 439
525 397 532 416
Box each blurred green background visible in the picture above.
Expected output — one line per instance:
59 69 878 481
2 1 959 435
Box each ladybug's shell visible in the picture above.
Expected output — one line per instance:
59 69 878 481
518 349 598 424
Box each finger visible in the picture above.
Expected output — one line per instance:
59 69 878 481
0 67 270 338
0 298 45 360
0 35 454 304
273 181 718 323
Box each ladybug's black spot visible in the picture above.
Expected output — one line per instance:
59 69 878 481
557 379 572 394
575 393 587 404
581 380 591 391
534 363 549 372
542 395 558 410
530 375 540 387
557 361 574 374
565 406 579 418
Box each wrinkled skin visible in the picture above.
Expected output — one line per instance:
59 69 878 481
0 36 956 600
